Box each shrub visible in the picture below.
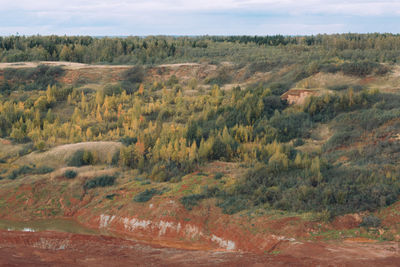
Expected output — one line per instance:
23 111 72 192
67 150 94 166
120 136 137 146
293 138 304 147
166 75 179 87
217 196 248 214
248 60 277 74
18 144 34 157
360 215 381 228
3 65 64 91
180 186 220 210
122 66 144 84
103 84 122 96
340 61 388 77
214 172 224 180
328 84 350 91
133 188 163 202
7 165 53 179
180 194 205 210
313 210 333 223
106 193 117 200
150 161 187 182
269 111 312 142
64 170 77 179
84 175 116 190
34 166 54 174
8 165 33 180
67 150 85 166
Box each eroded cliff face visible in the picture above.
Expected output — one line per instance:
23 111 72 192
72 199 313 254
1 177 399 254
0 173 308 253
97 214 236 250
0 167 399 255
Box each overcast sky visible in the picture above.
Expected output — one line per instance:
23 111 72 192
0 0 399 36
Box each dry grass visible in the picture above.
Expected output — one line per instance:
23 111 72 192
51 166 119 180
296 72 361 90
16 141 122 168
0 139 25 159
366 65 400 94
0 61 132 70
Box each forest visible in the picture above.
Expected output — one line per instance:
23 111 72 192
0 34 399 220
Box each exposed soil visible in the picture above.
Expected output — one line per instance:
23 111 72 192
0 230 398 266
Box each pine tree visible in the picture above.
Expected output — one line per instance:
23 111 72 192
96 104 103 122
46 85 56 104
189 142 198 163
138 83 144 95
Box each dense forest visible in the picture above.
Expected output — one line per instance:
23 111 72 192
0 34 399 219
1 34 400 65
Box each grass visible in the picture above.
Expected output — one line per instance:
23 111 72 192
133 188 164 202
16 141 122 168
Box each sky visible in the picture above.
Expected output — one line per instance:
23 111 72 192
0 0 399 36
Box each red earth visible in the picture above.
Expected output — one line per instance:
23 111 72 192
0 230 398 266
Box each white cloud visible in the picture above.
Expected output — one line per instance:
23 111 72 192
2 0 400 15
0 0 398 35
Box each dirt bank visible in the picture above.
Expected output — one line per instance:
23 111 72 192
0 230 398 266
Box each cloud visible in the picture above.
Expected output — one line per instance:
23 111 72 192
4 0 400 14
0 0 399 35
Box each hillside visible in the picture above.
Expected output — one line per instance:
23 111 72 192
0 35 399 265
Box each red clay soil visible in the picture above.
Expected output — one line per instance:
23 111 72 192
0 230 398 267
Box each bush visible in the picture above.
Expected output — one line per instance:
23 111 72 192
293 138 304 147
34 166 54 174
360 215 381 228
8 165 33 180
180 186 220 210
269 111 312 142
7 165 53 179
166 75 179 87
111 151 120 166
18 144 34 157
248 60 277 74
67 150 85 166
67 150 94 166
122 66 144 84
206 71 232 86
133 188 163 202
64 170 77 179
103 84 122 96
106 193 117 200
84 175 116 190
180 194 205 210
217 196 248 214
340 61 388 77
3 65 64 91
214 172 224 180
120 136 137 146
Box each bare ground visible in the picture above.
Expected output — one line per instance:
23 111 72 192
0 230 398 267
